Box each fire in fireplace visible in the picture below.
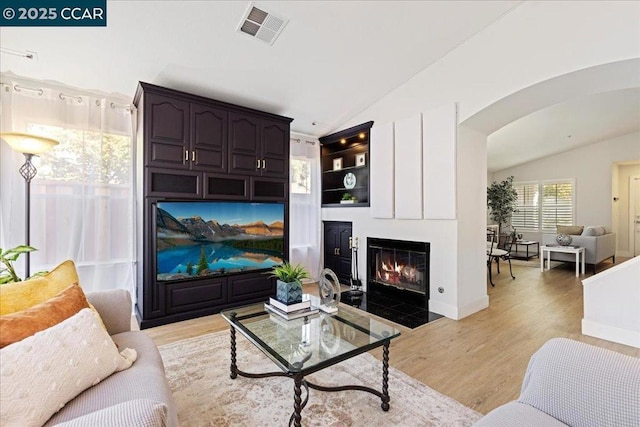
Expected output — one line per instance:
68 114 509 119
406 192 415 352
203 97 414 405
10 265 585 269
367 238 430 296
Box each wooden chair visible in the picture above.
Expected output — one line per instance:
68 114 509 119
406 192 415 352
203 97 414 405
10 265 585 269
487 230 516 286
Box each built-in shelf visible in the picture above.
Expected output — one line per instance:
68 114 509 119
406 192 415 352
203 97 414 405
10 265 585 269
319 121 373 207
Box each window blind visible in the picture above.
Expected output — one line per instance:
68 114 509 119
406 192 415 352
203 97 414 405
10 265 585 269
512 182 539 231
541 180 575 232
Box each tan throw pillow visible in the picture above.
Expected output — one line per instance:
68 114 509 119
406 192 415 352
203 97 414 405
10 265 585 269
557 225 584 236
0 260 80 315
0 309 137 427
0 284 89 348
0 260 107 331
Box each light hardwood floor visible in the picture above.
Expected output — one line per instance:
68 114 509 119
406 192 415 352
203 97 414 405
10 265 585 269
144 258 639 415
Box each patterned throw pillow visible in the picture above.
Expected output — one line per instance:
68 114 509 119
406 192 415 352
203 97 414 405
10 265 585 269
0 309 137 427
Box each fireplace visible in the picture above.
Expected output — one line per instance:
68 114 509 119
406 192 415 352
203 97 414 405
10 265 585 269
341 237 437 328
367 237 430 296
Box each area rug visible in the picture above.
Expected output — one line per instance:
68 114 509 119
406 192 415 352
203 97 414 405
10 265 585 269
158 330 482 426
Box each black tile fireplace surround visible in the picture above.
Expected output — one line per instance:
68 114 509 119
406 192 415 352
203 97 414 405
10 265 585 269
341 237 442 329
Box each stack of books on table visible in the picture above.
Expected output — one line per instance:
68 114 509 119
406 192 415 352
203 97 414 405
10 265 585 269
265 294 319 321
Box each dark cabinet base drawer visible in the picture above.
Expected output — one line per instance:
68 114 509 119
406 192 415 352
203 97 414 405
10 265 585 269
166 278 227 314
228 273 275 302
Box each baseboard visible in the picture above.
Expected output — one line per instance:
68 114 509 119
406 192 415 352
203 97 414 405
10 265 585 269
457 295 489 319
428 299 457 319
582 318 640 349
429 295 489 320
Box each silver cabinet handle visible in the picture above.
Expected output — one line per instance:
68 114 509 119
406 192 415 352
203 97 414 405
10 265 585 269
184 149 188 161
192 151 195 162
262 159 266 169
256 159 261 169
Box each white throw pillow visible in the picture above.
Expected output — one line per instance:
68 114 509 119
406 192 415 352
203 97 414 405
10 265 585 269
0 308 137 427
582 226 606 236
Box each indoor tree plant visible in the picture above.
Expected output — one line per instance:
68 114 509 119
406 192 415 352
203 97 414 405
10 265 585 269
487 176 518 234
269 261 310 305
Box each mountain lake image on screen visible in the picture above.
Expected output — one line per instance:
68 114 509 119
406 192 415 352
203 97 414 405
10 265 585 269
156 201 285 282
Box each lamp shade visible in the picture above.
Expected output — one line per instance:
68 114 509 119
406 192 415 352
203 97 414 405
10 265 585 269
1 132 59 155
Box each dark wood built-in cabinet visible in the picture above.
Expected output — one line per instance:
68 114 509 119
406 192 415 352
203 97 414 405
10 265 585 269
134 82 293 328
323 221 353 285
319 121 373 207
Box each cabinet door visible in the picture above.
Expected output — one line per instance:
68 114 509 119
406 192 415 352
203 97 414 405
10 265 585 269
323 222 352 285
166 278 227 314
251 177 288 201
338 225 352 259
190 103 227 172
323 223 339 257
204 173 249 200
260 119 288 178
147 168 202 198
146 94 189 169
228 273 275 303
229 112 260 176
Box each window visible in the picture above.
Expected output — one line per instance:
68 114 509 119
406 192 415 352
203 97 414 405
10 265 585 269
512 182 539 231
0 76 135 295
512 179 575 232
26 123 133 266
541 180 575 232
290 158 311 194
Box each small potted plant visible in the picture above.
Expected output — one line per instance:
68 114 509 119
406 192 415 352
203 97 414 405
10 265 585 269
340 193 356 204
270 261 310 304
0 245 43 284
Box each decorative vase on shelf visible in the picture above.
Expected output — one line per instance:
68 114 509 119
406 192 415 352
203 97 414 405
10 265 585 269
555 234 572 246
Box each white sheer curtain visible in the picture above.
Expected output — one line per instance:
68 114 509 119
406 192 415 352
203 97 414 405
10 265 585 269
0 73 136 295
289 133 322 279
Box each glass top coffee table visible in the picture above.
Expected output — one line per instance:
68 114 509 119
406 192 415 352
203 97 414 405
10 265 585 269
221 302 401 427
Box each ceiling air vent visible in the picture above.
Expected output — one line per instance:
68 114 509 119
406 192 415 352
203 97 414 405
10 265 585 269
237 3 288 46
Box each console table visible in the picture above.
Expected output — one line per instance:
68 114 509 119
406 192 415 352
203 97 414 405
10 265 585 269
540 245 585 277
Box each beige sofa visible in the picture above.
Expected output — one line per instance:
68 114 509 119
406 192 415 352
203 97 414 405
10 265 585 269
43 290 178 427
541 227 615 273
474 338 640 427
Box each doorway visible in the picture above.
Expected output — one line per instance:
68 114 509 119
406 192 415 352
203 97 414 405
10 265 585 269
631 176 640 257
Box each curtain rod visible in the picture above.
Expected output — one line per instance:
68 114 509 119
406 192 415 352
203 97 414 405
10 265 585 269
291 137 316 146
1 81 133 112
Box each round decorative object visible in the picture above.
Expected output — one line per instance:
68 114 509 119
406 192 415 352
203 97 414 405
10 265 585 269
556 234 573 246
318 268 341 309
343 172 356 189
320 316 341 356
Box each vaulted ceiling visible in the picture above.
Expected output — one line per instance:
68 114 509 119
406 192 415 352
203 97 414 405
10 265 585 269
1 1 638 171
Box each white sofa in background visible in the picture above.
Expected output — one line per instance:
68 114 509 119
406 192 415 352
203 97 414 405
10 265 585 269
541 226 615 273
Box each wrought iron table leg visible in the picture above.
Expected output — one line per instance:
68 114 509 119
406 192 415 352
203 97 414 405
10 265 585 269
381 340 390 411
229 313 237 380
293 374 303 427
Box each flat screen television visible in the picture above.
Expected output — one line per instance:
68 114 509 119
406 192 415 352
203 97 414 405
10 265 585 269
156 201 285 282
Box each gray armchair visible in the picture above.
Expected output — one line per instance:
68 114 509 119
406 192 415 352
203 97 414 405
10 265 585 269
474 338 640 427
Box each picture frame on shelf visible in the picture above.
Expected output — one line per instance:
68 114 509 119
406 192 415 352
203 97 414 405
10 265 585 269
333 157 343 171
355 153 366 167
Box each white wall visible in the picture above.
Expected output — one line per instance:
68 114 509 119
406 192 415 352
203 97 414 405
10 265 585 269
492 132 640 243
322 1 640 319
582 256 640 348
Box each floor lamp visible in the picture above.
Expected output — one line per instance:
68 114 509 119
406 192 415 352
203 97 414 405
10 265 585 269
1 132 59 278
